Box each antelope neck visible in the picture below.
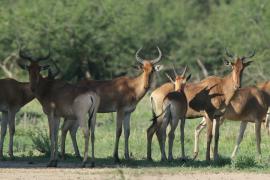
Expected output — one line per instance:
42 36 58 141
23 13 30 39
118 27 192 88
223 72 238 105
132 71 151 100
22 83 35 103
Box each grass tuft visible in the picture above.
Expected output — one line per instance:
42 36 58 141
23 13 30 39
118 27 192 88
231 155 257 169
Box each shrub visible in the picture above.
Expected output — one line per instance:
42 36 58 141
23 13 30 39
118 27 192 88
29 127 51 156
231 155 257 169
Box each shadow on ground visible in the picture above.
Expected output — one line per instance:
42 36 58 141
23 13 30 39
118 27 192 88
0 154 235 169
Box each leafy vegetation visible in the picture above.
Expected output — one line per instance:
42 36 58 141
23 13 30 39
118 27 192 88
0 0 269 85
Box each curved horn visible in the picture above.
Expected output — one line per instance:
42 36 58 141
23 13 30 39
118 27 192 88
171 64 177 78
135 48 144 64
19 48 35 61
50 60 61 77
181 66 187 77
165 73 174 84
17 60 29 70
225 48 234 58
151 46 162 64
242 49 255 60
36 49 51 61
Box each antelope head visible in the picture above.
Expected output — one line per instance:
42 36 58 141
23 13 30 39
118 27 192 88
17 48 51 92
135 46 163 89
166 65 191 92
224 48 254 90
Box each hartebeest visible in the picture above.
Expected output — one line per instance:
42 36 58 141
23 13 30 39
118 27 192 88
147 49 253 161
257 81 270 133
0 79 34 160
152 67 190 161
193 86 268 159
18 49 100 167
61 47 163 162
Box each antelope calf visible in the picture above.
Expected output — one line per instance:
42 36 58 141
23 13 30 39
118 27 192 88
193 86 268 159
147 49 254 161
152 67 190 161
61 47 163 162
0 79 34 160
18 49 100 167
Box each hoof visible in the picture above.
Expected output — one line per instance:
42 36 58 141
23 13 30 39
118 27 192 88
9 153 15 160
168 157 173 162
147 157 153 161
161 157 167 162
76 155 82 160
81 162 86 168
213 155 219 161
114 157 120 164
0 156 6 161
124 153 130 160
47 160 58 167
90 162 95 168
61 155 66 161
192 152 198 161
179 157 188 162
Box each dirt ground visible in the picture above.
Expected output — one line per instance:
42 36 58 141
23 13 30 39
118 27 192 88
0 161 269 180
0 168 269 180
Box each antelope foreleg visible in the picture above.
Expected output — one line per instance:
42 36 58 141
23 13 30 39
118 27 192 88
47 113 60 167
213 118 220 161
123 112 131 160
8 111 16 160
61 119 70 160
255 121 262 156
113 110 124 163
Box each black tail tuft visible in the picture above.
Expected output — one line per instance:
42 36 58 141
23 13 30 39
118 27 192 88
151 108 158 123
88 96 94 128
149 97 164 122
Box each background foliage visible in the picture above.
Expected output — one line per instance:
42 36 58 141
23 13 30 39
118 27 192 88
0 0 269 84
1 0 270 171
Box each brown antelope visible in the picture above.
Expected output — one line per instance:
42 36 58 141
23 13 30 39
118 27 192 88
18 49 100 167
193 86 267 159
154 67 190 161
147 49 254 161
60 47 163 162
257 81 270 133
0 79 34 160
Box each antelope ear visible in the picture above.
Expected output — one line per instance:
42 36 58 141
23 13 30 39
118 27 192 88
154 65 163 71
17 60 29 70
244 61 253 67
41 65 50 71
17 63 29 70
223 59 231 66
132 64 142 70
186 74 192 82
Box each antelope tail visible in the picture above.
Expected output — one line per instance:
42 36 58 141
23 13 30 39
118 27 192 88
149 97 169 124
88 96 95 128
150 97 163 123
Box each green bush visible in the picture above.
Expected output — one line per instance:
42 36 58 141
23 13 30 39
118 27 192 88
231 155 257 169
29 127 51 156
